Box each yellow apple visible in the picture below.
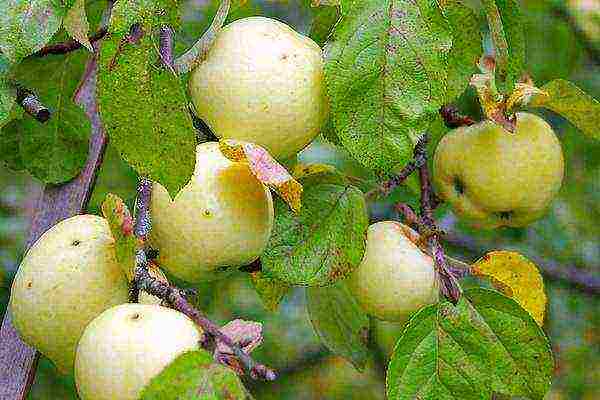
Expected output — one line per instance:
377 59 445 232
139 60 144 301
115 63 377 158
75 304 203 400
433 112 564 228
9 215 129 374
189 16 328 159
149 142 274 282
347 221 438 322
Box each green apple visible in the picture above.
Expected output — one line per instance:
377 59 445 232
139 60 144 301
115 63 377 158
433 112 564 228
189 16 328 160
75 304 203 400
9 215 129 374
149 142 274 282
347 221 438 322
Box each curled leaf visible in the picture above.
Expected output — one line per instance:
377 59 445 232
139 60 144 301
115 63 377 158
101 193 137 281
219 139 303 212
472 251 547 326
215 319 263 375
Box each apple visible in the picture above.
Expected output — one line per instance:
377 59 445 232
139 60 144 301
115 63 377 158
74 303 203 400
149 142 274 282
433 112 564 228
9 215 129 374
347 221 438 322
189 16 328 159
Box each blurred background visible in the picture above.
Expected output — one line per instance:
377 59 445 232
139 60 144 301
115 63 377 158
1 0 598 399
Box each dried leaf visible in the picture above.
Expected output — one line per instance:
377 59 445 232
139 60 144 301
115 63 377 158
219 139 303 213
215 319 263 375
472 251 547 326
101 193 137 281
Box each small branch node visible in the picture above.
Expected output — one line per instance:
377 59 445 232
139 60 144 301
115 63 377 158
16 86 51 123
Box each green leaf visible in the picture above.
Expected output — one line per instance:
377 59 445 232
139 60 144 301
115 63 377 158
0 0 64 62
250 271 291 312
306 282 370 370
529 79 600 140
97 31 196 196
440 0 483 102
325 0 452 173
1 51 90 183
261 171 368 286
481 0 525 93
308 3 340 47
110 0 180 33
386 288 553 400
140 351 250 400
63 0 93 51
101 193 137 281
0 56 18 128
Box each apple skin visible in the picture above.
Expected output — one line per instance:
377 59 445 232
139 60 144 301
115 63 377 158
75 304 203 400
347 221 438 322
433 112 564 229
189 16 328 160
9 215 129 374
149 142 274 283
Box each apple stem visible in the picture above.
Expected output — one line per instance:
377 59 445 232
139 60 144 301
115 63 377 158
415 134 461 304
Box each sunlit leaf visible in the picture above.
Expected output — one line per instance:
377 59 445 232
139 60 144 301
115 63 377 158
64 0 93 52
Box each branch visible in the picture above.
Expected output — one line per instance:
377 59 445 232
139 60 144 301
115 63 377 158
34 27 108 57
439 105 476 129
132 252 277 380
134 177 152 241
415 134 462 304
158 26 175 73
15 86 51 122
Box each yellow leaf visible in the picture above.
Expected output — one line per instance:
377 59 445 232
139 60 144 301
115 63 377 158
472 251 547 326
292 163 336 180
219 139 303 213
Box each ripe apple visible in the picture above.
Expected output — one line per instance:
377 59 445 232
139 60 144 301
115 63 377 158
433 112 564 228
189 16 328 159
347 221 438 322
9 215 129 374
75 304 203 400
149 142 274 282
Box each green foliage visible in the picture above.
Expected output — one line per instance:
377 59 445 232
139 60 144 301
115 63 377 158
0 0 64 62
97 31 196 196
0 55 19 128
387 289 553 400
250 271 291 312
481 0 525 93
440 1 483 102
307 3 339 47
63 0 93 51
261 171 368 286
140 350 250 400
325 0 452 173
110 0 181 33
530 79 600 140
0 50 90 183
306 282 370 370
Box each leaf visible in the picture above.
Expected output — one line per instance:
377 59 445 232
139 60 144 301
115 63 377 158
0 0 64 62
219 139 303 213
109 0 180 34
250 271 291 312
63 0 93 51
308 2 340 47
292 163 337 180
471 251 547 326
325 0 452 172
386 288 553 400
215 319 263 375
1 51 90 183
481 0 525 93
140 350 251 400
97 31 196 196
440 0 483 102
528 79 600 140
101 193 137 281
306 282 370 370
174 0 230 74
0 55 18 128
261 172 368 286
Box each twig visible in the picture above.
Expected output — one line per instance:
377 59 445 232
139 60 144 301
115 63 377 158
158 26 175 73
34 27 108 57
481 0 510 83
439 105 476 129
415 134 461 304
15 86 50 123
134 177 153 241
365 135 428 199
133 254 277 380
